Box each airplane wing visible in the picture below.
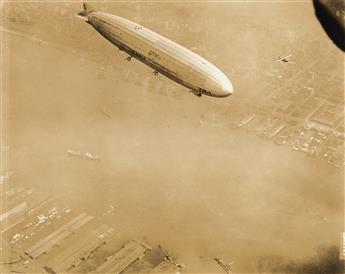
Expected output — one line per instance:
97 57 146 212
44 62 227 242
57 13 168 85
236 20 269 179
277 55 292 62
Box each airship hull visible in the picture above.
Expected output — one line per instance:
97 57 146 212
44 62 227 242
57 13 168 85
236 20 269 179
80 5 233 97
94 21 198 93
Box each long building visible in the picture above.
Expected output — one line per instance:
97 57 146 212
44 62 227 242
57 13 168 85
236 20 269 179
0 201 28 233
25 213 93 259
51 224 114 273
94 240 152 273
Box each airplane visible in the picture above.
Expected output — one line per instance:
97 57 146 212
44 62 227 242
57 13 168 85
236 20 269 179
76 3 233 98
277 55 292 63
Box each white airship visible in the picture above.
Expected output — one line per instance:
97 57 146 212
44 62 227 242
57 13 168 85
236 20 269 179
77 3 233 98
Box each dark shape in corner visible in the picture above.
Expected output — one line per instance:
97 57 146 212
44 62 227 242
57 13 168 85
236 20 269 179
313 0 345 52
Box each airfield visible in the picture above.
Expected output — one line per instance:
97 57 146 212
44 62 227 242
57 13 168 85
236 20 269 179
1 1 344 273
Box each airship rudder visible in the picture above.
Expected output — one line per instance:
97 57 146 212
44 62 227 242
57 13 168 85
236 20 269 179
78 2 95 17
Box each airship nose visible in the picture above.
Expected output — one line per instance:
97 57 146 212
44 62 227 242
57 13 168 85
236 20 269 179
215 77 233 97
220 78 233 97
205 76 233 97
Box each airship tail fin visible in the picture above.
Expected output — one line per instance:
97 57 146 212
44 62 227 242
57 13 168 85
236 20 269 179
78 2 96 17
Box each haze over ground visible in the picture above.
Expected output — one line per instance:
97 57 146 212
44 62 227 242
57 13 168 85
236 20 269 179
2 1 344 273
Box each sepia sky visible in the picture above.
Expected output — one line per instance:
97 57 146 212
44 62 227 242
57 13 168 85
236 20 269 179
2 1 344 273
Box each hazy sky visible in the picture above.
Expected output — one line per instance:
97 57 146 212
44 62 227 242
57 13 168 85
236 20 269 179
2 1 344 273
